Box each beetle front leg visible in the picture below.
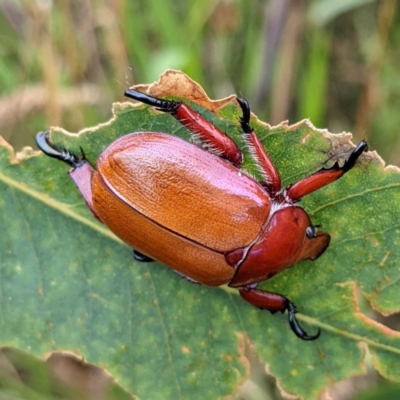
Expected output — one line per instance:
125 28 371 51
238 286 320 341
286 140 368 201
125 89 243 167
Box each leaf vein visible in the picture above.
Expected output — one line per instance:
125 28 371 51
309 182 400 215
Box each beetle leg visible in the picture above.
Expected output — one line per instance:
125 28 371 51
239 287 320 340
133 250 154 262
236 98 281 194
36 131 100 220
36 131 86 169
125 89 243 167
286 140 368 201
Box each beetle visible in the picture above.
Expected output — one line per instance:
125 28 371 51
36 89 367 340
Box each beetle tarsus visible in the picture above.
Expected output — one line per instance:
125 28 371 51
35 131 85 169
341 140 368 172
323 140 368 175
286 300 321 341
124 89 179 114
236 97 252 133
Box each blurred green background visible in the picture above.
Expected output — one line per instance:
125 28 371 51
1 0 400 399
2 0 400 167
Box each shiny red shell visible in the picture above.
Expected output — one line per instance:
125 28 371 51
87 130 329 287
92 131 269 286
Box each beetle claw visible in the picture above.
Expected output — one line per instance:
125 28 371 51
286 301 320 341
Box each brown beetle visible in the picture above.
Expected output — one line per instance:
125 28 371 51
36 90 367 340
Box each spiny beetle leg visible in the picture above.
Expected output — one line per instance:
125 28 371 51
35 131 99 219
133 250 154 263
239 286 320 340
36 131 86 169
125 89 243 167
287 140 368 201
236 98 281 193
125 89 178 113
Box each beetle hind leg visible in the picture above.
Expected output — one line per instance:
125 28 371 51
238 286 320 340
124 90 179 113
125 89 243 167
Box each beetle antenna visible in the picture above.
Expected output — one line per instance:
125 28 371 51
286 301 321 340
35 131 86 169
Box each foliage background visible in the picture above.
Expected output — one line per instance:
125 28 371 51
1 0 400 399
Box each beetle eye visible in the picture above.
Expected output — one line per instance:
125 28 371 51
306 226 317 239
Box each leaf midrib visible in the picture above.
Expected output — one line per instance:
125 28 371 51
0 171 121 243
299 314 400 354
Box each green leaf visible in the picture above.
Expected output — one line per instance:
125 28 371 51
0 347 134 399
1 70 400 399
